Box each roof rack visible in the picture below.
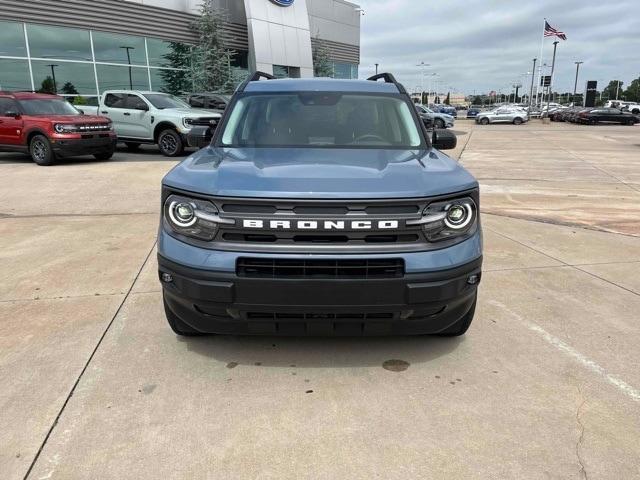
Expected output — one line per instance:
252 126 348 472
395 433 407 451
237 71 277 93
366 73 407 95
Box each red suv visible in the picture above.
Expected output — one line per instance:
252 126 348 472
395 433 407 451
0 92 117 166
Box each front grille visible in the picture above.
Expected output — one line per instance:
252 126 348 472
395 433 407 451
187 117 219 126
73 124 111 132
237 258 405 279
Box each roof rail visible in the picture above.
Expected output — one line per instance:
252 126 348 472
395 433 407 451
366 73 407 95
237 71 277 93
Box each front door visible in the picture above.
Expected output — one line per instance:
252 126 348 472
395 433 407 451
0 98 24 146
101 93 153 140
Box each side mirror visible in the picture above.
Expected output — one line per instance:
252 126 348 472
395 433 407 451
5 111 21 119
187 125 214 148
432 129 457 150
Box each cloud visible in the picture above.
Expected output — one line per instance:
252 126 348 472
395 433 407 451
356 0 640 94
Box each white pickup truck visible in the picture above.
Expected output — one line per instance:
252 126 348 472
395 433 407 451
95 90 222 156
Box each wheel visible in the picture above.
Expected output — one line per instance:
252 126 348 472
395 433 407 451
157 129 184 157
163 293 205 336
626 119 635 126
29 134 56 166
589 119 597 125
480 117 489 125
436 295 477 337
434 118 445 129
513 117 523 125
125 142 141 151
632 109 639 115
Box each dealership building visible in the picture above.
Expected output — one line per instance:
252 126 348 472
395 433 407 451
0 0 361 97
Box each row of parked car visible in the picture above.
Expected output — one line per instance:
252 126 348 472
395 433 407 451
0 89 224 165
549 106 639 125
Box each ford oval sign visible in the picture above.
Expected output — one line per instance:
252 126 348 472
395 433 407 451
270 0 294 6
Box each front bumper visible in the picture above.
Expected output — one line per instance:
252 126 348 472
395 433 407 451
51 135 117 157
158 229 482 335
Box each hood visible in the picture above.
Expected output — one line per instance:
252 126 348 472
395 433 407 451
25 114 109 123
163 147 478 199
165 108 221 117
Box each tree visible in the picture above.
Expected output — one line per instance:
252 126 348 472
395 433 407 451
38 76 55 94
623 78 640 103
159 42 192 95
190 0 237 93
434 95 441 104
312 36 333 77
602 80 623 101
444 92 450 105
61 82 78 95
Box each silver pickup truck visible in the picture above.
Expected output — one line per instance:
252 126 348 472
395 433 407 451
96 90 221 156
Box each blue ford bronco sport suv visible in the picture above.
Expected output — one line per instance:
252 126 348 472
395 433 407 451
158 73 482 336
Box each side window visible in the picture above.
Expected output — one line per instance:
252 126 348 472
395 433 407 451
190 95 204 108
105 93 126 108
126 94 147 110
0 98 17 115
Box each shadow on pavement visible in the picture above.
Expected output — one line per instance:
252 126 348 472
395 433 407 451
179 333 464 369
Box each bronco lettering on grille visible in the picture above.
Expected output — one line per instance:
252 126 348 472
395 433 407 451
242 219 400 230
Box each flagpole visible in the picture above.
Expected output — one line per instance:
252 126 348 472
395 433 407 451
535 18 546 107
546 40 559 116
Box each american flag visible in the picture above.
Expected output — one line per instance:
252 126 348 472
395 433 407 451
544 21 567 40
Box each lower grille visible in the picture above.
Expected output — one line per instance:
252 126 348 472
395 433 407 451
236 258 405 279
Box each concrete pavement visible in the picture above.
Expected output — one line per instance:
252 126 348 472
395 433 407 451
1 125 639 479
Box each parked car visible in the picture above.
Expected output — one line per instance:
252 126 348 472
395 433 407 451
577 108 639 125
160 72 482 337
604 100 640 114
187 93 231 110
466 107 481 118
98 90 222 156
475 107 528 125
415 104 455 128
430 104 457 117
0 91 116 166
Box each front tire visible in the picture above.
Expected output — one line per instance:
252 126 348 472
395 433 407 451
434 118 445 129
480 117 489 125
158 129 184 157
436 295 477 337
513 117 523 125
94 146 115 161
29 135 56 166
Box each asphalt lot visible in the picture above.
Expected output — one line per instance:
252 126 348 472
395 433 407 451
1 122 639 479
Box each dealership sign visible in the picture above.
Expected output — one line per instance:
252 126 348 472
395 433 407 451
270 0 294 6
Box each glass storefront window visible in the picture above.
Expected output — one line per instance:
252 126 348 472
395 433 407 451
96 64 150 92
27 24 92 61
92 31 147 65
0 21 27 57
0 59 32 91
31 60 97 95
150 68 191 95
147 38 191 69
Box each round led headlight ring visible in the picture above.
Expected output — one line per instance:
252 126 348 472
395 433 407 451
168 201 197 227
54 124 66 133
444 203 473 229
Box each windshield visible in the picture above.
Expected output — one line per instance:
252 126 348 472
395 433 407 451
18 99 80 116
142 94 189 110
220 93 423 148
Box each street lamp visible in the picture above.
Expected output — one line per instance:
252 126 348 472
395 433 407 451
120 46 135 89
374 63 379 75
45 64 58 93
573 61 584 104
416 61 430 99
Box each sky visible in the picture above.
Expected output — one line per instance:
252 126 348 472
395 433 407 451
356 0 640 96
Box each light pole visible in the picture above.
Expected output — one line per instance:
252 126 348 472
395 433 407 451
528 58 537 110
416 61 430 100
573 61 583 104
615 79 620 100
374 63 379 75
120 46 135 89
45 64 58 93
545 41 559 116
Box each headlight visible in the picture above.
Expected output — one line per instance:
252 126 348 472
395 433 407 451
164 194 226 241
183 117 194 128
409 197 477 242
54 123 74 133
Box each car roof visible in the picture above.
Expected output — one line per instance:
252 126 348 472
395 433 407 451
243 78 401 94
0 91 61 99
